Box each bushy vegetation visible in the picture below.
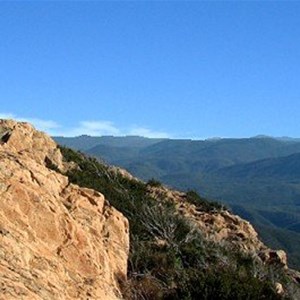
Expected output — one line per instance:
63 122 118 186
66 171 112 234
146 178 163 187
44 156 60 172
55 136 300 270
185 190 225 212
59 146 293 299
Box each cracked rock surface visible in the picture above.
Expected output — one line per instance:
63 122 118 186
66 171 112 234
0 120 129 300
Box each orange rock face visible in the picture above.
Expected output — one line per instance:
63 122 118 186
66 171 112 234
0 120 129 299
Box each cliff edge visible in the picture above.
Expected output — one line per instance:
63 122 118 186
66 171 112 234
0 120 129 299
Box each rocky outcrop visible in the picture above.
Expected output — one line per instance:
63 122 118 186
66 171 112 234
0 120 129 299
147 186 290 268
1 119 299 299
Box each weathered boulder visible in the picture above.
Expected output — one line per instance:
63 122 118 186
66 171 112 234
0 120 129 299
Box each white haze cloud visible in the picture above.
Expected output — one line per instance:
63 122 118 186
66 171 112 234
129 127 170 138
62 121 121 137
0 113 170 138
0 113 60 133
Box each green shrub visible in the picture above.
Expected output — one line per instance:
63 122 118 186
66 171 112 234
59 147 292 300
147 178 163 187
185 190 225 212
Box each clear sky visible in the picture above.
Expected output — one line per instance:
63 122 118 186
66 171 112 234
1 1 300 138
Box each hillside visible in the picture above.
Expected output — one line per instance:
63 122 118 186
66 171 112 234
54 136 300 176
1 120 300 299
215 152 300 180
59 147 300 299
54 135 300 269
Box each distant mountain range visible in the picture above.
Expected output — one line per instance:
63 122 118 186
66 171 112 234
54 135 300 268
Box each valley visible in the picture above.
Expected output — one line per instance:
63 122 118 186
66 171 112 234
55 135 300 269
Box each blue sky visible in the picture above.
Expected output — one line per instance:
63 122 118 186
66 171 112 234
1 1 300 138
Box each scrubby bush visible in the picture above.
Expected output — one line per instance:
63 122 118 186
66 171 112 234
146 178 163 187
59 146 292 299
185 190 225 212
